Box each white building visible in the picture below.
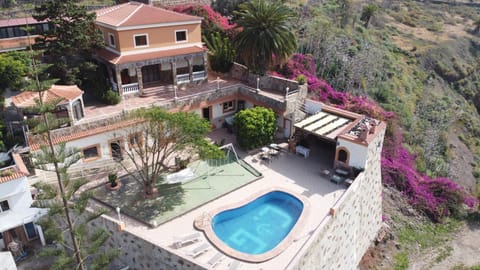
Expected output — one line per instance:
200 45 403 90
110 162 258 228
0 152 47 251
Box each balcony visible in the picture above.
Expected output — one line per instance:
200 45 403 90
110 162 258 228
176 74 190 85
122 83 139 95
192 71 206 82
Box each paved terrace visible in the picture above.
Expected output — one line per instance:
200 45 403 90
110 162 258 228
98 131 347 270
80 74 287 124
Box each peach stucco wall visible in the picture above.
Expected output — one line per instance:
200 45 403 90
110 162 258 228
97 23 201 53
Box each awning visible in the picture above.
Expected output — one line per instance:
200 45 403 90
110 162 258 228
0 207 48 233
294 111 352 140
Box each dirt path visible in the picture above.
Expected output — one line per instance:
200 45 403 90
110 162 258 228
409 222 480 270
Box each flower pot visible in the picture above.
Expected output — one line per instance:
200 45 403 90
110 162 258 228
106 180 122 191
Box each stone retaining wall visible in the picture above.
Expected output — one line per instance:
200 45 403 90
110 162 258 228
288 126 385 270
90 214 208 270
229 62 299 94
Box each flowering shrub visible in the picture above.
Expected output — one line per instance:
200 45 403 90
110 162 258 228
275 53 478 222
170 5 237 36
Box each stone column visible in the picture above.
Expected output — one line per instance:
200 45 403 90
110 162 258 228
203 52 208 81
106 65 114 84
136 66 143 96
171 61 177 85
187 56 193 83
115 68 123 97
68 101 75 123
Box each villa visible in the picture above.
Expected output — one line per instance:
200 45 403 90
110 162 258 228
94 2 208 97
3 2 386 270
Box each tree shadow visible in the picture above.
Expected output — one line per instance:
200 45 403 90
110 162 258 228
92 173 185 226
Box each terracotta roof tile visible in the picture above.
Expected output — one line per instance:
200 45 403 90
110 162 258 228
95 2 201 28
97 45 206 65
11 85 84 108
0 17 42 28
0 153 29 184
28 118 141 151
0 171 28 184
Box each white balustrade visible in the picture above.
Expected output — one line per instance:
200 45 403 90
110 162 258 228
122 83 139 95
176 74 190 84
192 71 206 81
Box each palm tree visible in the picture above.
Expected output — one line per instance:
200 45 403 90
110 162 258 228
234 0 297 75
360 4 378 28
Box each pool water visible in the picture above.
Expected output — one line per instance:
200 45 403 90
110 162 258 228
212 191 304 255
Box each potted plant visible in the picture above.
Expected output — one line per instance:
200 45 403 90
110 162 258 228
106 173 121 191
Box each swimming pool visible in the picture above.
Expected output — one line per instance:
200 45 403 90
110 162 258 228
195 188 309 262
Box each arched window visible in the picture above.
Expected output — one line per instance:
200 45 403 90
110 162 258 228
335 147 350 166
338 149 348 163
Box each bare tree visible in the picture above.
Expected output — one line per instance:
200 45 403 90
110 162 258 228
116 107 223 196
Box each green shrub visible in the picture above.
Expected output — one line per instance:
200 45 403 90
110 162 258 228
393 251 409 270
233 106 277 150
102 89 121 105
296 74 307 85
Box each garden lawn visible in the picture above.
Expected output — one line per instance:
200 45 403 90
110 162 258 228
92 159 260 227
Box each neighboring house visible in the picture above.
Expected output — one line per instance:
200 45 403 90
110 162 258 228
0 17 50 53
94 2 208 97
11 84 86 126
0 151 47 252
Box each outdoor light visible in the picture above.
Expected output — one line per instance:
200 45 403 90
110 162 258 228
256 77 260 90
116 207 122 223
285 87 289 97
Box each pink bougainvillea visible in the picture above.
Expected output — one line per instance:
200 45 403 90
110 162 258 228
170 5 237 35
275 53 478 222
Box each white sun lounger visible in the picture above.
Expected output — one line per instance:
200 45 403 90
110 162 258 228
207 251 224 268
172 232 201 248
186 242 210 258
166 168 196 184
228 260 241 270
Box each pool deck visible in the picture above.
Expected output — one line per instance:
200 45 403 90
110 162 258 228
116 137 347 269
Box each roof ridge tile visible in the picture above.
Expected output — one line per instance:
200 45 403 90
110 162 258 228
116 2 143 27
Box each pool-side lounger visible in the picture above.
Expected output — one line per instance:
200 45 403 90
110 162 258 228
186 242 211 258
172 232 201 248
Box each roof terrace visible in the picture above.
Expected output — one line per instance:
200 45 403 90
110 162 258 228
89 130 347 270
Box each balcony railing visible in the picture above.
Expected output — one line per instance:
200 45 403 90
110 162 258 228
122 83 139 95
193 71 206 81
176 74 190 85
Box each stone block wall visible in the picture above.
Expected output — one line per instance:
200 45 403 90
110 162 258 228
89 214 208 270
289 126 386 270
229 62 299 94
